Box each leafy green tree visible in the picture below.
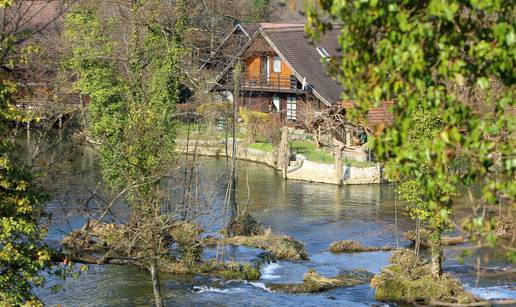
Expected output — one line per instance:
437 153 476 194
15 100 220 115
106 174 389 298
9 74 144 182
307 0 515 278
0 81 49 306
0 0 82 304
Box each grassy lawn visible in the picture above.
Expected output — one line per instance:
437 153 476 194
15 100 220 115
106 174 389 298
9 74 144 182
289 141 335 164
249 142 274 152
176 122 245 140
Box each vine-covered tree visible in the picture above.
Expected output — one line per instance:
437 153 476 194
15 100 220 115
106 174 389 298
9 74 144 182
64 1 187 305
306 0 515 278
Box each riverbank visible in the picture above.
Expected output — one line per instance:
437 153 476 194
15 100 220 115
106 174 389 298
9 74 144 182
175 139 385 185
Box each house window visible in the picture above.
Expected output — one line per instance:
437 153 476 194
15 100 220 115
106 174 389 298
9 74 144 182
260 55 269 83
316 47 330 59
273 56 281 73
272 96 280 112
287 96 297 120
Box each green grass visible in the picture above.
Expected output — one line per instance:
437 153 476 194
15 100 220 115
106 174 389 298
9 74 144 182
289 141 377 167
176 122 245 141
249 142 274 152
289 141 335 164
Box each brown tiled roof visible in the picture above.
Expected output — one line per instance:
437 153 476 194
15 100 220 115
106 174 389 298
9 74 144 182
263 26 344 105
342 101 395 128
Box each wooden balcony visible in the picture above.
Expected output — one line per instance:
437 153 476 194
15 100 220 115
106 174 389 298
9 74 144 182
241 74 303 93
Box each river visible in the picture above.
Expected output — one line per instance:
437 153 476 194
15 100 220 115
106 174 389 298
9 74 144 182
31 140 515 306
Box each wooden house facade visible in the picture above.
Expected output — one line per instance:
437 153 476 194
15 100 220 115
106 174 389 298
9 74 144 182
209 23 343 124
207 23 394 130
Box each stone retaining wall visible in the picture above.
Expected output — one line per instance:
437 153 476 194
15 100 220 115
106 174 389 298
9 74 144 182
176 140 384 185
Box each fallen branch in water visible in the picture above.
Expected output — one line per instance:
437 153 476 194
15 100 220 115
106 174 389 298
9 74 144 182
405 230 465 248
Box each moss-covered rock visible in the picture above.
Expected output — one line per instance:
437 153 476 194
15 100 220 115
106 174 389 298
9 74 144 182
193 260 261 281
329 240 392 253
268 269 372 294
206 228 309 260
370 249 478 305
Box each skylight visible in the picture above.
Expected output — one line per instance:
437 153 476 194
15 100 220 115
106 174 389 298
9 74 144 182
316 47 330 58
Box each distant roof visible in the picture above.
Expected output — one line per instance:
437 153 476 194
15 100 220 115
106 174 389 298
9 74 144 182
342 101 395 129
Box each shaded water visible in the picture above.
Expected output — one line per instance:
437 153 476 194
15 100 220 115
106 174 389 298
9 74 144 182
33 141 514 306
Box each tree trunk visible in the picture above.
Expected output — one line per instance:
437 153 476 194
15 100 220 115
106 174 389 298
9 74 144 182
333 139 345 186
345 129 352 148
150 260 163 307
429 228 443 279
278 126 289 179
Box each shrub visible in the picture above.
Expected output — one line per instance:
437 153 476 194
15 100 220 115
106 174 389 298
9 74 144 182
239 107 272 143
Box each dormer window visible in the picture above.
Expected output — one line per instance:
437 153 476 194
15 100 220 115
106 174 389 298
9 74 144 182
316 47 330 59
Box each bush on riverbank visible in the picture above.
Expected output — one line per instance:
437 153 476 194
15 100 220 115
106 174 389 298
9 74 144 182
371 249 478 305
170 223 204 265
225 212 262 237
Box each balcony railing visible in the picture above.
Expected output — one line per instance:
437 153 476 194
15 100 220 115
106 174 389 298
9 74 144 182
242 74 299 91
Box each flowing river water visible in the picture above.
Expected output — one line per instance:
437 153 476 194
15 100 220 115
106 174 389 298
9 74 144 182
31 140 515 306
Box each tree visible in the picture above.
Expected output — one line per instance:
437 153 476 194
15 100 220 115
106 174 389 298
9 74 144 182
0 79 50 305
64 1 187 305
0 1 81 304
307 0 515 278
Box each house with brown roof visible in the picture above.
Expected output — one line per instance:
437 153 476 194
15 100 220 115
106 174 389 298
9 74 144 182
208 23 394 130
209 23 344 123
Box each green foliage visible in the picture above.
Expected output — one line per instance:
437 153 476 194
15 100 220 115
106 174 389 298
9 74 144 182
64 4 183 198
64 10 128 188
0 133 49 305
0 1 79 303
249 142 274 153
239 107 272 143
290 141 335 164
307 0 515 259
249 0 272 22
